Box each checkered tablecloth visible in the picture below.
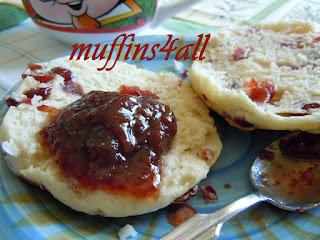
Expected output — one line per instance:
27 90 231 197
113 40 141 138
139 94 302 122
0 0 320 98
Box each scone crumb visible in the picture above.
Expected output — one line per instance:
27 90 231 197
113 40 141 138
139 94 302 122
118 224 137 240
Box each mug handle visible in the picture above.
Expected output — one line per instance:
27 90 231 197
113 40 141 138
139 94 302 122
150 0 202 28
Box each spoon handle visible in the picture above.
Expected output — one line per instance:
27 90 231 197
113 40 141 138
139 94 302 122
161 192 266 240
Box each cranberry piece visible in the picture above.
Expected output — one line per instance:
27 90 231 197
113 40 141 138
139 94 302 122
21 98 32 104
5 98 19 107
233 117 254 128
280 43 295 48
244 78 258 88
27 63 43 71
201 185 218 203
277 112 309 117
63 81 83 96
199 149 213 161
261 81 276 100
22 73 55 83
259 149 275 161
174 186 198 203
51 67 83 95
24 87 52 100
245 78 276 103
250 86 270 103
314 36 320 43
51 67 73 82
167 204 196 227
302 103 320 111
232 47 251 61
37 105 59 117
182 70 189 78
119 85 159 99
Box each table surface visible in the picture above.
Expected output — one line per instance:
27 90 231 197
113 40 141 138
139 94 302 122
0 0 319 97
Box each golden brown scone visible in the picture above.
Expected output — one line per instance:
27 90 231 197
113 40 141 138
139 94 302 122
0 58 222 217
190 21 320 132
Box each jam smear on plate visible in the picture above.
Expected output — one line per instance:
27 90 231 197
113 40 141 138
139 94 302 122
40 91 177 198
167 204 196 227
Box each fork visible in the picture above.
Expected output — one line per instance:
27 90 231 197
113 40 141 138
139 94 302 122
161 193 263 240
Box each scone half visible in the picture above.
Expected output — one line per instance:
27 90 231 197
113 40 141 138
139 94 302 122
190 21 320 132
0 58 222 217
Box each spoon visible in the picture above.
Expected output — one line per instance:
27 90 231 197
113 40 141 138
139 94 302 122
161 132 320 240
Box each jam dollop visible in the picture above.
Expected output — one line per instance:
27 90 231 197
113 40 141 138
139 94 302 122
279 132 320 160
40 91 177 198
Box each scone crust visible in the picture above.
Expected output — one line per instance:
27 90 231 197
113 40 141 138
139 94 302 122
0 58 222 217
190 21 320 132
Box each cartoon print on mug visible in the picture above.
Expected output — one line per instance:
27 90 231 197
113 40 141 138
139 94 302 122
23 0 146 31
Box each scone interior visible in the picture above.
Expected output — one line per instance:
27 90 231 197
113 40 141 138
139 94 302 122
190 21 320 132
0 58 222 217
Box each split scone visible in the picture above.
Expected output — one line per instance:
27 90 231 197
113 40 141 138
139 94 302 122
190 21 320 132
0 58 222 217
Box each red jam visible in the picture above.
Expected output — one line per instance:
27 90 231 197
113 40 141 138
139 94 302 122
40 91 177 198
119 85 159 99
279 132 320 160
167 204 196 227
259 133 320 206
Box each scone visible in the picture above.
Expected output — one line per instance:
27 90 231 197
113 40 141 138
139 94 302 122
190 21 320 132
0 58 222 217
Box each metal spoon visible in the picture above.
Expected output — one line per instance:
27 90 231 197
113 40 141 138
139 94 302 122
161 132 320 240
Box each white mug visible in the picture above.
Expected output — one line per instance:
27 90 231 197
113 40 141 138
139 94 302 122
22 0 200 44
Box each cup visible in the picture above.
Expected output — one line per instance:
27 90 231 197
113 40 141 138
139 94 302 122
22 0 200 44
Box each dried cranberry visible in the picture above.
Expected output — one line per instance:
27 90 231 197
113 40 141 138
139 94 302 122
37 105 59 117
277 112 309 117
174 186 198 203
250 86 270 103
5 97 20 107
199 149 213 161
259 149 275 161
119 85 159 99
314 36 320 43
28 63 43 71
63 81 83 95
24 87 52 100
167 204 196 227
22 73 55 83
244 78 258 88
201 185 218 203
233 117 254 128
232 47 251 61
245 78 276 103
21 98 31 104
261 81 276 100
280 43 295 48
182 70 189 78
51 67 73 82
302 103 320 111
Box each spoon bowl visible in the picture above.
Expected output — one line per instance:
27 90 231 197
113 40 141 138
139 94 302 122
251 132 320 211
162 132 320 240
